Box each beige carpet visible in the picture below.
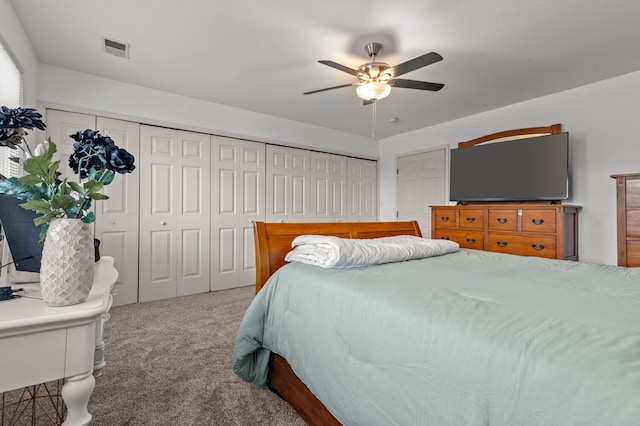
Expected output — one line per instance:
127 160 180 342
86 286 305 425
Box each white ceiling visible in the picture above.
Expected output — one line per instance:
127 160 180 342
9 0 640 140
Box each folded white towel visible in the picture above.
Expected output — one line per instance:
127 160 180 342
285 234 459 268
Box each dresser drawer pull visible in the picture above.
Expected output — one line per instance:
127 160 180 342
531 244 545 250
531 218 545 225
465 217 476 222
440 236 450 240
441 216 450 222
496 217 508 224
496 241 508 247
466 238 476 244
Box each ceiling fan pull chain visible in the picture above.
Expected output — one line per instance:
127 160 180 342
371 100 377 139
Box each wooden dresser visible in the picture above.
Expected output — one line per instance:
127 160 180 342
611 173 640 267
431 203 580 260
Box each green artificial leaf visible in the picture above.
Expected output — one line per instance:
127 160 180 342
83 179 104 193
68 181 85 194
36 221 51 242
47 160 61 182
50 194 77 210
22 154 52 179
17 174 44 185
82 212 96 223
20 199 53 214
46 139 57 156
88 168 102 181
0 178 47 201
100 170 115 185
90 192 109 200
0 177 25 194
33 211 58 227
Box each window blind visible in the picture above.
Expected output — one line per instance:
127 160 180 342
0 40 24 178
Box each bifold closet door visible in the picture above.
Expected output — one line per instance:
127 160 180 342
94 117 140 305
347 158 378 222
139 125 210 302
310 152 346 222
45 110 96 183
46 110 140 306
266 145 310 222
211 136 265 290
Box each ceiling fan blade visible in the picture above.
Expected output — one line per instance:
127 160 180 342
318 60 359 76
389 78 444 91
390 52 443 77
303 83 354 95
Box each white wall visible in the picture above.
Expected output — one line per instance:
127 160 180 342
380 70 640 265
36 64 378 159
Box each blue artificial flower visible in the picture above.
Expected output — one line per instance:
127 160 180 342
0 107 46 149
0 106 46 131
68 130 134 178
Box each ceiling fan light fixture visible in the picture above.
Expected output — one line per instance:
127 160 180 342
356 81 391 101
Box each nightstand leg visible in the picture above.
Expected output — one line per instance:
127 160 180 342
61 371 95 425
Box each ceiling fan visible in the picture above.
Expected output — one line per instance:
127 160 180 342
304 42 444 104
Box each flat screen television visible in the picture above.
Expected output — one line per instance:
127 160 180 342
449 132 569 202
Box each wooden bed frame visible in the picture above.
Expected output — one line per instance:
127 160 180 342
252 221 422 425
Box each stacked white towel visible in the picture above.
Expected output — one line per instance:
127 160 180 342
285 234 459 268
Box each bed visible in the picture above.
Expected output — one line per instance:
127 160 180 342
232 221 640 425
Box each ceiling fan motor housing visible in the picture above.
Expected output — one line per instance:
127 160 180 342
357 62 392 81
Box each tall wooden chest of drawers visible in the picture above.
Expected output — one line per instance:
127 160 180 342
611 173 640 267
431 204 580 260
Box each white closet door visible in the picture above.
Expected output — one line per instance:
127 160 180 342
211 136 265 290
45 110 96 180
347 158 378 222
95 117 140 306
139 126 210 301
46 110 140 306
266 145 310 222
310 152 346 222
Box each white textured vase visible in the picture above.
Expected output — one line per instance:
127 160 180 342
40 218 95 307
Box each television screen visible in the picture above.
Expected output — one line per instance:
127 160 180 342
449 133 569 202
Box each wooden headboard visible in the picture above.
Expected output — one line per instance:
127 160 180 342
458 123 562 148
253 221 422 293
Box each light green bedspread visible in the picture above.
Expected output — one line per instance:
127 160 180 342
232 249 640 425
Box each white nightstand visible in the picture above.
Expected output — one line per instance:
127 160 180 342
0 256 118 425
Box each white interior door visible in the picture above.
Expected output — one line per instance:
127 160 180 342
139 125 210 301
211 136 265 290
46 110 141 305
266 145 310 222
310 152 346 222
347 158 377 222
396 148 447 236
95 117 140 306
45 110 96 180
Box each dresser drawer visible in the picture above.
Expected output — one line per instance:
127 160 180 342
487 233 557 259
521 209 556 233
433 208 458 228
488 209 518 231
458 209 484 229
433 229 483 250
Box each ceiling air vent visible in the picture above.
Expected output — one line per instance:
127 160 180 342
102 37 130 59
